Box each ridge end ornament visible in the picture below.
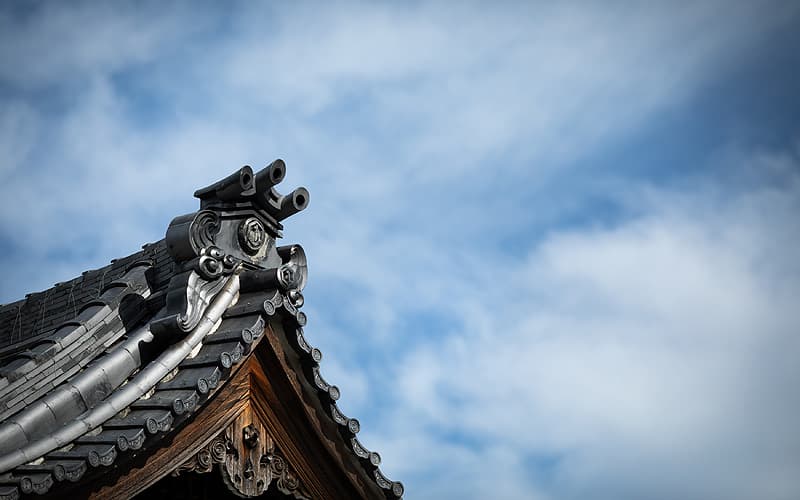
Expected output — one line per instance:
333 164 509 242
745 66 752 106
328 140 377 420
155 161 309 340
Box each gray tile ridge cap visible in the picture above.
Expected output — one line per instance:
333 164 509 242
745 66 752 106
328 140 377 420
0 273 240 475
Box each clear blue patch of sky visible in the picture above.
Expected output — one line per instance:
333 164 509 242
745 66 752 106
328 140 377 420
0 235 21 300
431 424 487 453
393 308 463 344
0 80 92 123
523 450 568 488
108 69 180 131
596 26 800 183
493 24 800 259
0 239 98 302
0 0 51 25
303 275 462 359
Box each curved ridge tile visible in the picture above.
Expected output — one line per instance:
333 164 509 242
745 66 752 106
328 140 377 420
13 313 266 496
0 274 240 474
0 288 260 497
0 314 156 458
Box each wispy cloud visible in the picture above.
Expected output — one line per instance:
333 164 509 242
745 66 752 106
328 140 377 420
1 2 798 499
377 158 800 499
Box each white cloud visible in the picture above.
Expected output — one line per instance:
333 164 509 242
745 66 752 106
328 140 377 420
0 102 38 178
1 1 791 265
381 164 800 499
217 1 797 178
1 2 799 499
0 2 202 87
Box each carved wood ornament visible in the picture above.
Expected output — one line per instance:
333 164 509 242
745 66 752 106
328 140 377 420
173 408 310 498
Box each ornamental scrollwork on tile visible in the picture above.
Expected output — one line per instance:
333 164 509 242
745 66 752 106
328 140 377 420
152 162 309 341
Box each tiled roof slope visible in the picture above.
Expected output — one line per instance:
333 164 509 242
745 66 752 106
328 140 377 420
0 240 173 357
0 162 402 500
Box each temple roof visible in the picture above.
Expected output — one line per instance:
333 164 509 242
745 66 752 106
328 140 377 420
0 162 402 500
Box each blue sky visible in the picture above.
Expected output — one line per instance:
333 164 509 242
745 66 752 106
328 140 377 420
1 2 800 499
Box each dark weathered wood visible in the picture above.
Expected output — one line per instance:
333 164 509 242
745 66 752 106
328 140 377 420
170 404 311 498
259 323 386 499
242 324 374 499
248 347 364 499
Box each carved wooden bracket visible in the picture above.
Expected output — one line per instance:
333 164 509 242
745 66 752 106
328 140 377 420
172 408 310 498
